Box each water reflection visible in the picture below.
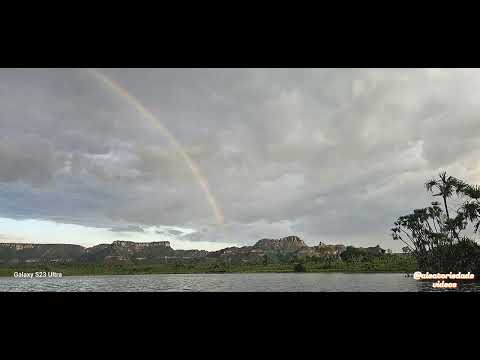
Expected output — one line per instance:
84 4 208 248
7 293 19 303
1 273 479 292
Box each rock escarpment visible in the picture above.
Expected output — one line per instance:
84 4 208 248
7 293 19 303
254 236 307 251
207 236 348 264
0 236 385 265
82 240 175 263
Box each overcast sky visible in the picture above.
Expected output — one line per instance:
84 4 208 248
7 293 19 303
1 68 480 251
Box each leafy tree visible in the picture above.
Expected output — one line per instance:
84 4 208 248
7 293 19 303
263 255 269 265
392 172 480 273
293 263 307 272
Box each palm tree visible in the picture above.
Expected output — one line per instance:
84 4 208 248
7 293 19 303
458 185 480 235
462 184 480 200
425 171 462 220
459 201 480 233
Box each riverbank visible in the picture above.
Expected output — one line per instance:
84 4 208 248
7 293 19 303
0 258 417 277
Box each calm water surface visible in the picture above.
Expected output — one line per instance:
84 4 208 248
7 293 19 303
1 273 479 292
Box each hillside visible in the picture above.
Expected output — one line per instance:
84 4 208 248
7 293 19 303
0 236 387 266
0 243 85 265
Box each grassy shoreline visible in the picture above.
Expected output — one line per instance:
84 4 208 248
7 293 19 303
0 270 411 277
0 260 417 277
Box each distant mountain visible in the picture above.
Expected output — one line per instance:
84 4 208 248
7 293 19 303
0 243 85 264
206 236 350 264
0 236 386 266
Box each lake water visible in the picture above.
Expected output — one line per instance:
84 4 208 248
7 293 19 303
1 273 479 292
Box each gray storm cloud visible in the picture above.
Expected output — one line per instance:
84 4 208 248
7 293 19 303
1 68 480 250
109 225 145 233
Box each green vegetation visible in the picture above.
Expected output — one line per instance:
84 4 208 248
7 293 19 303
392 172 480 273
0 253 417 276
301 252 416 272
293 263 307 272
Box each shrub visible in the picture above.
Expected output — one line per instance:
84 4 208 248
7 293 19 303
293 263 307 272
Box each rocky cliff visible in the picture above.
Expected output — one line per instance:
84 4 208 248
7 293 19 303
254 236 307 251
207 236 348 264
0 236 384 265
82 240 175 263
297 242 347 258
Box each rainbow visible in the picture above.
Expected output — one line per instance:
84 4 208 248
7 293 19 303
87 68 224 225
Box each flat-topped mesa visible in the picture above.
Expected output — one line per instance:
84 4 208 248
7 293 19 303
253 235 307 251
112 240 171 249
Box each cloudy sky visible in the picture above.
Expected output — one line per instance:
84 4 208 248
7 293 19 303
1 68 480 251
